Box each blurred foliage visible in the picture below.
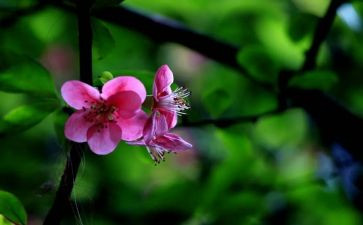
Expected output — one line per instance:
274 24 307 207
0 190 27 225
0 0 363 224
92 19 115 60
0 52 56 97
289 70 338 91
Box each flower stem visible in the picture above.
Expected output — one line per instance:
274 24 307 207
43 0 93 224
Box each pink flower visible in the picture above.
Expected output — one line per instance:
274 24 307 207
61 77 147 154
128 112 192 163
152 65 190 128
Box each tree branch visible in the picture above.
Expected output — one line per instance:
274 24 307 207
43 143 85 225
301 0 346 72
53 2 274 92
285 0 363 161
43 1 93 224
278 0 346 96
78 0 93 84
288 89 363 162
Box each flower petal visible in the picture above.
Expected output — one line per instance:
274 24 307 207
87 123 122 155
61 80 100 110
102 76 146 102
117 110 148 141
64 111 93 142
155 133 192 152
144 112 169 143
159 109 177 128
155 113 169 136
107 91 142 119
153 65 173 100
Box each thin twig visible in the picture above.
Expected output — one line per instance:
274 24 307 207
43 0 93 224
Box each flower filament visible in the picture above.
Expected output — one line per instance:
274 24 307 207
156 87 191 115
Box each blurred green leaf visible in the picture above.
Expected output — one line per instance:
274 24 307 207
28 8 66 43
292 0 330 17
0 52 57 97
237 45 279 83
0 99 59 135
254 109 308 149
0 190 27 225
256 18 305 69
93 20 116 60
0 22 44 57
202 88 233 118
289 70 338 91
288 185 360 225
288 12 317 42
0 215 13 225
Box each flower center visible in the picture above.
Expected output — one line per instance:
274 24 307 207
156 87 191 115
82 99 118 125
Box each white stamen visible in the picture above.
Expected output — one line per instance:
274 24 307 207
157 87 191 115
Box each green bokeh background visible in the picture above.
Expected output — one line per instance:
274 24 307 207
1 0 363 224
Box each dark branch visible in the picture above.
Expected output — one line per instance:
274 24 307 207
182 109 280 128
53 2 274 92
43 1 93 224
288 89 363 163
302 0 346 72
78 0 93 84
43 143 85 225
278 0 346 96
285 0 363 161
97 7 237 69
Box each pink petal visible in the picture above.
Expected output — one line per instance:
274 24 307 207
117 110 148 141
64 111 93 142
102 76 146 102
155 113 169 136
153 65 173 100
159 109 177 128
154 133 192 152
61 80 100 110
144 112 168 143
142 114 156 143
107 91 142 119
87 123 122 155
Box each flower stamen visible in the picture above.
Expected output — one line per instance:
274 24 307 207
83 100 118 125
156 87 191 115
